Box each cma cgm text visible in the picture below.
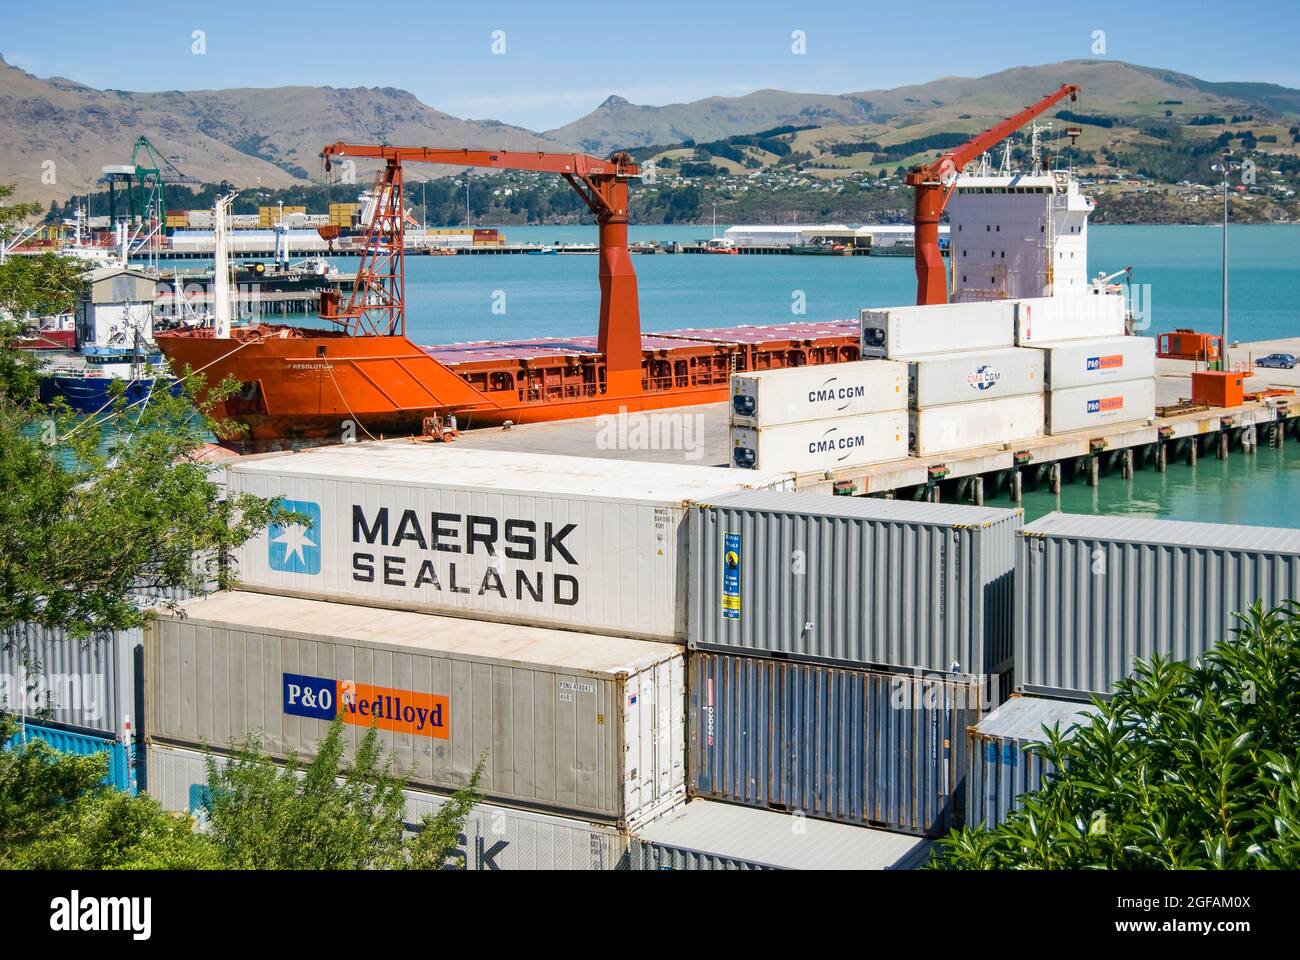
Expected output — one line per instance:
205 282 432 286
350 505 580 604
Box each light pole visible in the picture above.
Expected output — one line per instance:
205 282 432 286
1210 156 1236 368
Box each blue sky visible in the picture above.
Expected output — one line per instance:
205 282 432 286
5 1 1299 131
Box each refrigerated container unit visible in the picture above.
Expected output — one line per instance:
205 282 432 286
227 443 791 642
910 394 1046 457
1018 512 1300 698
147 741 627 869
147 592 686 828
1033 335 1156 390
729 360 908 429
1046 378 1155 435
5 721 135 794
908 347 1044 408
1013 293 1127 346
729 410 908 473
690 490 1021 678
628 798 933 870
966 695 1098 828
689 652 998 836
861 300 1016 359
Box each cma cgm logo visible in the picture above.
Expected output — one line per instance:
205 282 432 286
1087 396 1125 414
283 672 448 738
268 500 321 574
1087 354 1125 371
967 364 1002 391
808 427 869 462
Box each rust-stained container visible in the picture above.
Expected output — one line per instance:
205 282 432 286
688 651 1003 837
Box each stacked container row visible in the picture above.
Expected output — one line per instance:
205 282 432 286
728 360 909 473
908 348 1046 456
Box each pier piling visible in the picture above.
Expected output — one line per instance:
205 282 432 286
1011 469 1022 503
973 476 985 506
1123 449 1134 479
1049 462 1061 494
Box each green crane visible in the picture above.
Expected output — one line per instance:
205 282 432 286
100 135 200 227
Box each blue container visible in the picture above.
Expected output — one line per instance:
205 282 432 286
4 722 135 794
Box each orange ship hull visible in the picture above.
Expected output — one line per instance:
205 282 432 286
155 321 861 451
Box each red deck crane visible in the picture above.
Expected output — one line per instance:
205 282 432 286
906 83 1080 305
320 144 644 395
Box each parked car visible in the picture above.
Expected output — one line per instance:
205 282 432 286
1255 353 1298 369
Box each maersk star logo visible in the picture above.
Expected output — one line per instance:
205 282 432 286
268 500 321 575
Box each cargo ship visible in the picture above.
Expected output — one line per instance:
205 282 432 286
155 144 861 451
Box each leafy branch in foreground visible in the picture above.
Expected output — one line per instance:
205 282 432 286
933 600 1300 870
202 715 486 870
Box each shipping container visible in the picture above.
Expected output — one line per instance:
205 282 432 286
729 410 908 473
729 360 907 429
910 394 1046 457
861 301 1016 359
628 798 933 869
6 721 135 793
689 490 1020 677
1046 378 1155 434
229 444 790 641
1 621 136 738
146 740 623 867
1034 335 1156 390
148 591 686 827
146 741 628 869
910 347 1044 408
966 696 1098 828
1019 513 1300 698
1014 293 1127 345
689 652 999 836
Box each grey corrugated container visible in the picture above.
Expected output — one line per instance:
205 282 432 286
689 490 1021 677
689 652 1003 837
1018 513 1300 698
1 622 136 739
966 695 1098 828
629 799 932 870
0 580 209 739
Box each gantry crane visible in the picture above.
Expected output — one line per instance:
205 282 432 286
321 144 644 395
907 84 1080 305
99 135 200 227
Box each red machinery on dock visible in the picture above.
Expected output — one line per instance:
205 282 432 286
155 144 860 450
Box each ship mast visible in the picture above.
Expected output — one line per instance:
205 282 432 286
212 192 237 338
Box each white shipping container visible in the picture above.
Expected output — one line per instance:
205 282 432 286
147 592 686 827
861 300 1016 359
910 394 1046 457
730 410 908 473
1047 379 1156 435
147 741 630 869
1034 336 1156 390
1014 293 1126 345
910 348 1044 408
730 360 908 428
229 445 790 641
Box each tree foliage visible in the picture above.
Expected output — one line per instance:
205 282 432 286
0 313 290 638
933 601 1300 869
0 714 217 869
202 716 485 869
0 252 85 318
